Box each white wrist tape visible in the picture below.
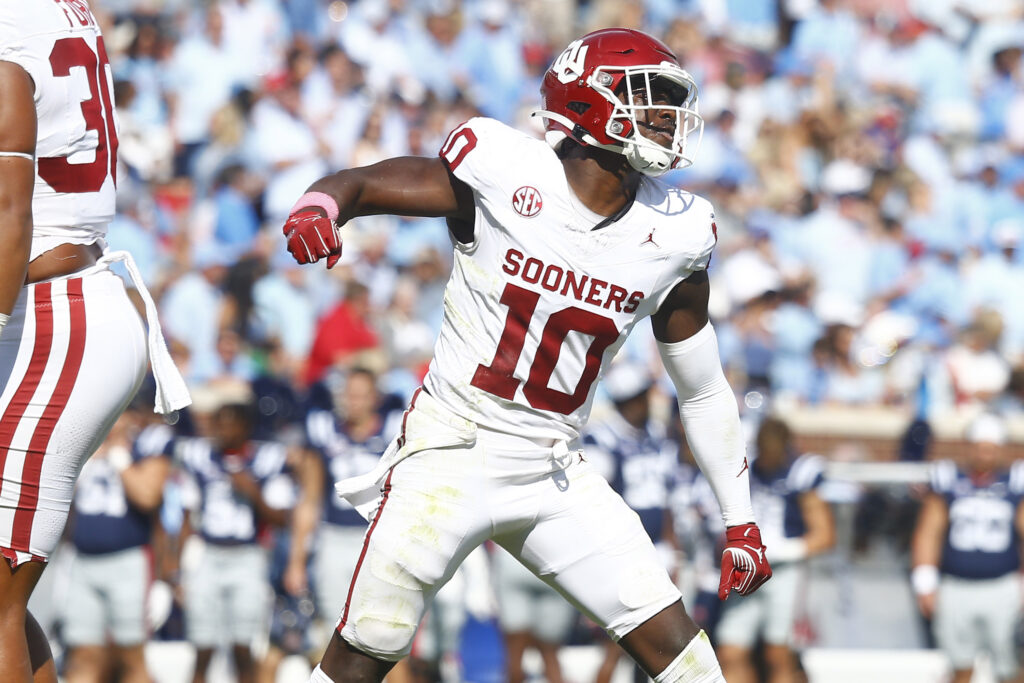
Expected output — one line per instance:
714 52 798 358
0 151 34 161
0 312 9 340
659 323 754 527
911 565 940 595
290 191 339 222
769 536 808 563
107 446 133 474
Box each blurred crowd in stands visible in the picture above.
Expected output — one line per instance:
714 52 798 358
50 0 1024 680
92 0 1024 423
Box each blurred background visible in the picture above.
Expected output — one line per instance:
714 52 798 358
42 0 1024 681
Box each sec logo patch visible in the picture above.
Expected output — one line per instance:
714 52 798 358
512 186 543 218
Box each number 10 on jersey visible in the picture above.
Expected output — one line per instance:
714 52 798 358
471 283 620 415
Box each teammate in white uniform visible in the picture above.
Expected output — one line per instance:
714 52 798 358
0 3 187 681
282 28 772 683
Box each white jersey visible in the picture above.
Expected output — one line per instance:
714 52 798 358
0 1 118 260
427 117 717 443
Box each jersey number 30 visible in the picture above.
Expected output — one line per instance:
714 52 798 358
471 283 619 415
38 36 118 194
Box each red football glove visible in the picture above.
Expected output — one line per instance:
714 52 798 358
283 208 342 269
718 523 772 600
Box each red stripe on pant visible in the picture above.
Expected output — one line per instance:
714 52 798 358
337 466 395 633
337 389 422 632
13 279 87 550
0 284 55 529
396 387 422 450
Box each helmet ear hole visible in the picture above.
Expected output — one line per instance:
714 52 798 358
567 101 591 115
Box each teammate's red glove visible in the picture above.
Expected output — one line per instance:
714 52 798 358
283 208 342 269
718 523 772 599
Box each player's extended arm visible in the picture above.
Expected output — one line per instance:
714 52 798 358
1017 498 1024 569
229 470 291 527
652 271 771 599
0 61 37 333
910 492 949 617
284 448 324 595
120 455 172 514
795 489 836 557
282 157 475 268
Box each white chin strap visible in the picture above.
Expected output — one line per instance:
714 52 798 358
533 110 674 177
623 140 673 177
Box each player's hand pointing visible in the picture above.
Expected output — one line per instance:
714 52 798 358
718 523 772 599
283 207 343 269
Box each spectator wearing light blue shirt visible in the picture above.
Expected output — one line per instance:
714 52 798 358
403 3 465 104
978 45 1023 141
986 161 1024 256
791 0 861 81
723 0 780 50
166 6 244 176
113 20 170 131
867 217 912 303
794 196 873 310
210 165 261 255
954 164 1005 251
903 182 965 256
162 245 231 383
457 0 527 123
770 281 824 401
252 246 317 370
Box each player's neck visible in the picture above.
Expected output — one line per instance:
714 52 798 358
346 413 381 441
559 144 640 218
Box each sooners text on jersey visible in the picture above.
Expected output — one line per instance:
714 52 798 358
429 117 717 443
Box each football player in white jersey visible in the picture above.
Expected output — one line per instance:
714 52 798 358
0 3 188 681
281 28 772 683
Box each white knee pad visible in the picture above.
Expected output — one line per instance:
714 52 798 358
654 630 725 683
309 664 334 683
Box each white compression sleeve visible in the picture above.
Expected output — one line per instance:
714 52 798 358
658 322 754 527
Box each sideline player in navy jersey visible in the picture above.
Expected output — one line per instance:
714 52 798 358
585 362 682 555
282 28 771 683
173 395 303 683
704 417 835 683
63 389 172 683
285 367 401 643
584 362 682 683
912 414 1024 683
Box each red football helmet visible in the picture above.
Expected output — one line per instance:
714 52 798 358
534 28 703 176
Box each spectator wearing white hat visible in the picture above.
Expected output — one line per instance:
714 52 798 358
911 413 1024 683
941 309 1012 409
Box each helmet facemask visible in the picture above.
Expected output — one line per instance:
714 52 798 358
590 63 704 176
